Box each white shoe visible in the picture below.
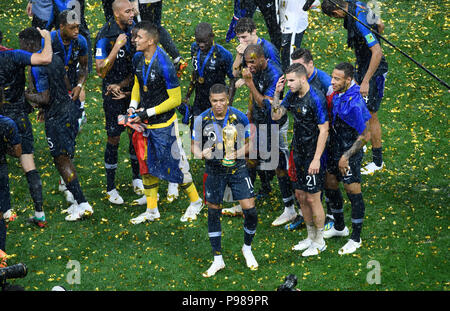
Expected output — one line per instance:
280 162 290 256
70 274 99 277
292 238 313 251
132 179 144 195
323 226 349 239
338 239 362 255
61 203 77 214
79 202 93 215
222 204 243 217
166 182 179 203
65 202 93 221
272 209 297 226
3 209 14 220
64 190 76 204
363 145 368 153
361 162 384 175
302 242 327 257
58 179 67 192
130 210 160 225
107 189 124 205
132 195 147 206
180 199 203 222
242 246 258 270
202 259 225 278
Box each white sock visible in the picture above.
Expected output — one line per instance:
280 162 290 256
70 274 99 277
80 101 85 109
35 211 45 219
214 255 223 263
315 227 325 245
285 205 295 214
147 207 159 214
306 223 316 241
242 244 252 252
298 208 303 217
173 56 181 63
60 176 65 186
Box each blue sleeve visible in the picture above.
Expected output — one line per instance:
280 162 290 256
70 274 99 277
355 6 379 48
12 50 32 66
263 40 281 67
53 0 68 12
31 66 49 93
223 48 235 79
95 38 110 60
190 42 197 58
316 69 332 90
157 50 180 89
192 114 203 141
0 116 21 146
264 68 281 98
311 88 328 124
78 34 88 57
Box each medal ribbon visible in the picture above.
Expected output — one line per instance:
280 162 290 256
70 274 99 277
57 30 72 69
142 50 158 91
210 107 229 145
196 44 215 80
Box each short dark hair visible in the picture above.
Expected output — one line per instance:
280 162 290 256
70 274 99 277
18 27 41 47
243 44 264 59
322 0 347 16
334 62 354 79
135 21 159 43
291 48 313 63
58 9 80 26
235 17 256 35
209 83 229 96
285 63 308 77
195 22 213 39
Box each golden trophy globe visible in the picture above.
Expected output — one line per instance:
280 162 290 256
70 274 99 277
221 122 238 167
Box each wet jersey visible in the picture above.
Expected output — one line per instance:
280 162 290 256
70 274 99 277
281 86 328 156
0 49 32 116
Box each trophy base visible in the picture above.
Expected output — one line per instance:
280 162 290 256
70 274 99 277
221 158 236 167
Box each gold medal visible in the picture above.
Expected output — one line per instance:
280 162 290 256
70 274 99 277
65 66 69 71
143 85 148 92
216 142 223 150
198 77 205 84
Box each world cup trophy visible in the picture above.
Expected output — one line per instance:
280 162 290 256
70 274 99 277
221 120 238 167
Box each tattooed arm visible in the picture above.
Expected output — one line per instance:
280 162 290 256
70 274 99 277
338 121 371 176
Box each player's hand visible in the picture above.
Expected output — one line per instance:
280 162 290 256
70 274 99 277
276 75 286 93
338 155 350 176
242 68 252 81
127 107 136 116
308 158 320 175
360 80 369 98
235 78 245 88
236 43 247 55
115 34 128 49
71 85 82 101
106 84 121 97
202 146 214 160
129 108 145 123
37 109 44 122
36 28 50 39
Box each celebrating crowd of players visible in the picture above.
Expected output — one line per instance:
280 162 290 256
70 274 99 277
0 0 388 277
